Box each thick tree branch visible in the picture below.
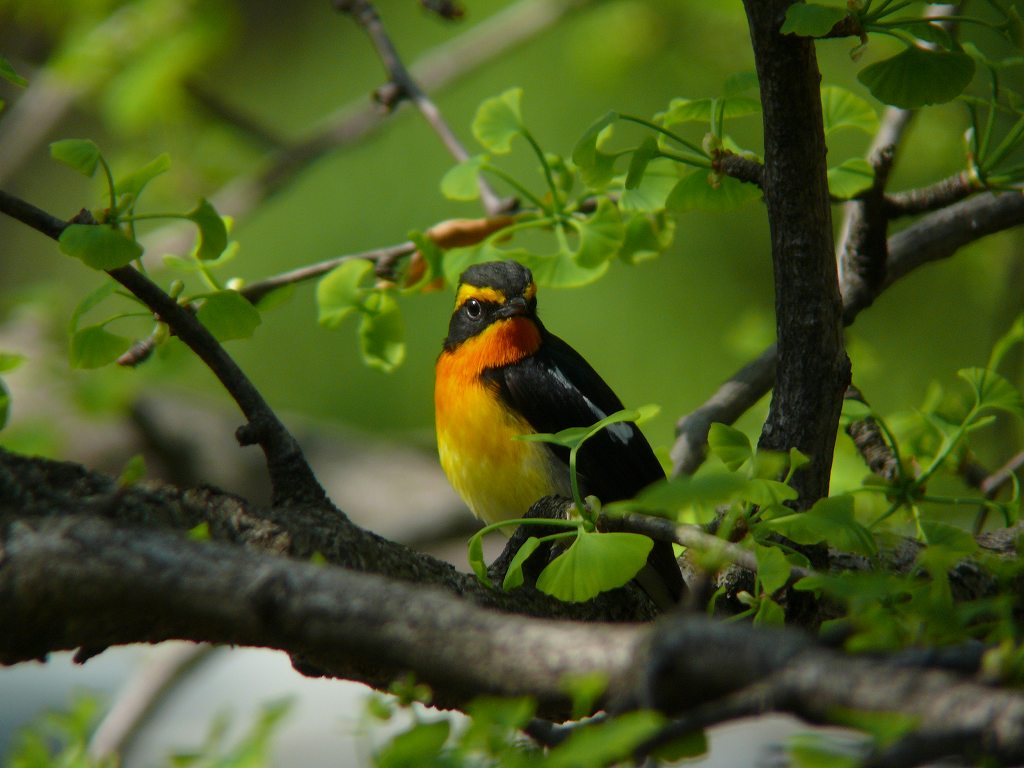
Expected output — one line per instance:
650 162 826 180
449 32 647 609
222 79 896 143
0 448 658 623
4 507 1024 763
741 0 850 506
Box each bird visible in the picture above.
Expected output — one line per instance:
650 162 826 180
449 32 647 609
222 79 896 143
434 259 683 608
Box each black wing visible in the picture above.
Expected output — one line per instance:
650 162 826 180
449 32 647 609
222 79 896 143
489 331 683 606
490 331 664 501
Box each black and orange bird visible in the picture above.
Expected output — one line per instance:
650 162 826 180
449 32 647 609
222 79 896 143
434 260 683 607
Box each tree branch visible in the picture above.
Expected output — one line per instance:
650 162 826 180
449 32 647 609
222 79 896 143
0 447 659 623
5 506 1024 763
740 0 849 506
0 191 324 506
670 192 1024 478
332 0 504 215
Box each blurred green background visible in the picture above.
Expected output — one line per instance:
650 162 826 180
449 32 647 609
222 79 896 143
0 0 1020 485
1 0 1023 764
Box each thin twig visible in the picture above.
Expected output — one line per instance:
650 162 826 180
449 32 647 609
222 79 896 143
0 190 325 506
844 385 900 482
883 171 977 217
334 0 503 214
88 643 218 762
604 511 815 586
138 0 584 259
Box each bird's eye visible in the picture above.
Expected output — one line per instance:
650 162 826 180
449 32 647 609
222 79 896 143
465 298 483 320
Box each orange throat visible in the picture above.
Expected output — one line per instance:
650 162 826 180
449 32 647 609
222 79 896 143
435 317 564 524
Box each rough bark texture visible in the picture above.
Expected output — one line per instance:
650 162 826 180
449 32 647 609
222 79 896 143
0 448 657 625
742 0 850 506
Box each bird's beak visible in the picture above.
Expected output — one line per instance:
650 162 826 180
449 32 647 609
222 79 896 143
496 296 529 318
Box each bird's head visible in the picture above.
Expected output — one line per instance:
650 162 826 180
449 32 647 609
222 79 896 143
443 260 540 352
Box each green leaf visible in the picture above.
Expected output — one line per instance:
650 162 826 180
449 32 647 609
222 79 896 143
519 406 650 450
0 352 26 374
70 324 133 369
788 447 811 476
661 97 761 126
187 198 229 261
903 19 954 50
653 729 708 761
536 531 653 602
788 732 864 768
472 87 524 154
755 544 792 595
468 533 493 589
828 157 875 199
959 367 1024 417
919 520 977 556
572 111 619 189
567 198 625 268
547 711 665 768
742 478 799 507
254 283 296 312
858 46 975 108
69 282 117 334
821 86 879 136
502 536 542 591
117 454 147 487
667 168 762 212
195 291 261 341
988 315 1024 371
0 55 27 87
619 211 676 264
440 154 486 200
376 720 450 768
764 495 877 556
754 596 786 625
317 259 373 328
707 422 753 470
59 224 143 271
606 472 749 516
780 3 848 36
519 247 610 288
117 153 171 203
723 71 759 97
620 158 680 213
50 139 102 177
561 672 609 720
465 696 536 735
359 290 405 373
841 396 874 422
625 136 659 189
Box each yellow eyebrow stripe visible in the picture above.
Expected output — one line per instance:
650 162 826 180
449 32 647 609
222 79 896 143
456 284 506 308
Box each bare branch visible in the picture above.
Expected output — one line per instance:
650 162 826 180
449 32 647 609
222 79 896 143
88 644 218 762
843 385 900 483
333 0 498 215
715 152 764 188
883 171 978 217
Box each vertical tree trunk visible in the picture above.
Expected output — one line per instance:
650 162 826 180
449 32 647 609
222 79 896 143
742 0 850 507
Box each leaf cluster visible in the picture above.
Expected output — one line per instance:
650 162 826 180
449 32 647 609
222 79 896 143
47 139 264 370
365 678 706 768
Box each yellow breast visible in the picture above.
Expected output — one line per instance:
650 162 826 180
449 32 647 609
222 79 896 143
435 318 569 525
